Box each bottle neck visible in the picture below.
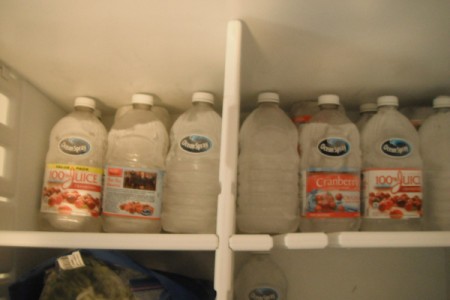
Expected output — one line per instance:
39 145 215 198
132 103 151 110
319 104 339 111
258 102 279 108
74 106 94 113
361 111 376 116
378 105 398 112
436 107 450 113
193 101 213 108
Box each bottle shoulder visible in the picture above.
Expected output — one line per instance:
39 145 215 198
362 110 419 141
51 112 107 138
112 109 167 131
310 109 352 125
241 105 295 131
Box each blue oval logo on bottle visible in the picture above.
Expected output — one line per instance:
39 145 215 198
59 137 91 155
180 135 212 153
248 287 279 300
381 139 412 157
318 138 350 157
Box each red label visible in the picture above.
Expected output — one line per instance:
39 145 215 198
41 164 102 217
307 172 360 191
362 168 422 219
302 170 360 218
293 114 312 124
108 167 123 176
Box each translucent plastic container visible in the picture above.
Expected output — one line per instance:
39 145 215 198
102 93 169 233
40 97 107 232
114 103 172 132
419 95 450 230
237 92 299 234
234 254 287 300
356 102 377 132
298 94 361 232
162 92 221 233
361 96 423 231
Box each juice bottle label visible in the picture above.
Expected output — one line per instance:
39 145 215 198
317 137 350 157
102 165 164 219
179 134 213 154
58 137 91 155
248 286 281 300
292 114 312 124
301 169 360 218
362 168 422 219
380 138 412 157
40 164 102 217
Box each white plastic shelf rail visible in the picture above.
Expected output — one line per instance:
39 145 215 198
328 231 450 248
0 231 218 250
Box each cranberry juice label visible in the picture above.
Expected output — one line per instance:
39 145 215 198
362 168 422 219
40 164 102 217
301 169 360 218
102 165 164 219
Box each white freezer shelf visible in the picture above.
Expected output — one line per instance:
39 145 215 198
229 233 328 251
4 231 448 251
273 233 328 249
229 234 273 251
328 231 450 248
0 231 218 250
230 231 450 251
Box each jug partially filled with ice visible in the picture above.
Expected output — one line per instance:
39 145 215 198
298 94 361 232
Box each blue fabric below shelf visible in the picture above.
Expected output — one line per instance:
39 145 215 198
9 249 216 300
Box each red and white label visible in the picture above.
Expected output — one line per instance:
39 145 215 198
102 165 164 220
301 170 360 218
40 164 102 217
362 168 422 219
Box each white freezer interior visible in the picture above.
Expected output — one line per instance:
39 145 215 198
1 1 450 299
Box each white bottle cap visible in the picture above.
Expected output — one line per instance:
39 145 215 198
318 94 340 106
192 92 215 104
74 97 96 109
359 102 377 113
433 95 450 108
257 92 279 104
377 95 399 107
132 93 154 105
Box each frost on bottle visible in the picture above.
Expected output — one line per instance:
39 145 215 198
114 103 172 133
102 94 168 233
299 94 361 232
162 92 221 233
235 254 287 300
40 97 107 232
361 96 423 231
419 96 450 230
355 102 377 132
237 92 299 234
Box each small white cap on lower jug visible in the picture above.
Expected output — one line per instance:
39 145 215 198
132 93 154 105
318 94 340 106
74 97 96 109
433 95 450 108
192 92 215 104
257 92 280 104
377 95 399 107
